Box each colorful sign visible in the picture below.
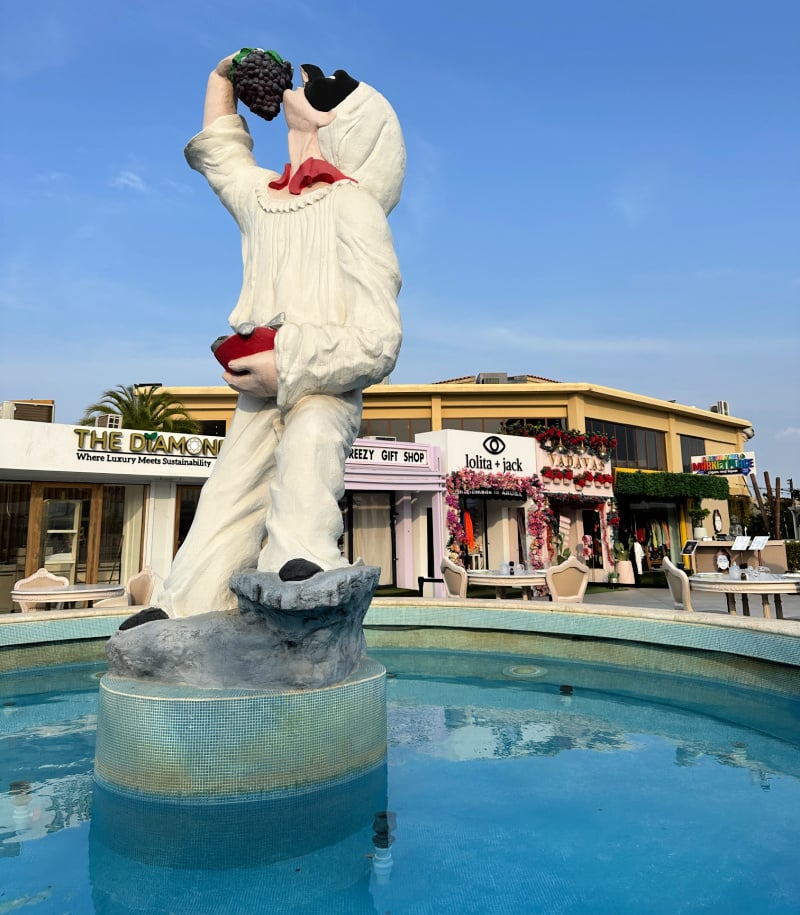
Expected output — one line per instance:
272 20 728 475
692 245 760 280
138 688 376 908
690 452 756 477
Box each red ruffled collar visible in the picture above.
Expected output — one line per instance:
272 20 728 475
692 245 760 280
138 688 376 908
268 158 355 195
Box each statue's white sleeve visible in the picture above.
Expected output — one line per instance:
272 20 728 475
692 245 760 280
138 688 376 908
275 189 402 410
184 114 270 225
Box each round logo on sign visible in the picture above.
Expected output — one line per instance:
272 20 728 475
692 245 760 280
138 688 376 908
483 436 505 456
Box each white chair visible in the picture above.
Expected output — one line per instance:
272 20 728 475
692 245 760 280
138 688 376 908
440 556 468 599
13 568 69 611
662 557 695 612
544 556 590 603
94 568 155 609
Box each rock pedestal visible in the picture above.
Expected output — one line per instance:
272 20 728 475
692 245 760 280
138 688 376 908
105 565 380 690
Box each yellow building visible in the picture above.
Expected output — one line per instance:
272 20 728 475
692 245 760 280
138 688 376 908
163 373 754 474
162 373 755 579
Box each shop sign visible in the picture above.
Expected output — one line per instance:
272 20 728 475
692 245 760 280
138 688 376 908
462 487 525 500
415 430 536 477
539 450 611 473
691 452 756 477
348 442 430 466
73 427 222 469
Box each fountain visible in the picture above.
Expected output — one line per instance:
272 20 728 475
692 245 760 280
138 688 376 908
93 47 406 870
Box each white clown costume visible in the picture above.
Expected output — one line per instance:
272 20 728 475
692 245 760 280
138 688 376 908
153 83 405 617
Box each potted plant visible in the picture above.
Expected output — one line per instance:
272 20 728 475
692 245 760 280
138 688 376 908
612 542 629 562
688 503 711 539
612 540 635 584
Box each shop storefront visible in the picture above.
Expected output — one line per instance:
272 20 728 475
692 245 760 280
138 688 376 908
612 465 733 578
1 421 447 609
343 439 445 592
0 421 223 611
417 429 617 580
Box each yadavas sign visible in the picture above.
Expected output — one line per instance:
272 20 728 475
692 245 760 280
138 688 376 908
691 452 756 477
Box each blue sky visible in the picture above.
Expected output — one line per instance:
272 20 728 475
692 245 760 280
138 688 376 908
1 1 798 490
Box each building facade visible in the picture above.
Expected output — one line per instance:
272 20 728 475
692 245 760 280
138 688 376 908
164 374 755 573
0 417 445 610
1 375 759 608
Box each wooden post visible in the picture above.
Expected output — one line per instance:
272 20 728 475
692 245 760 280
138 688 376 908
764 473 782 540
750 473 770 531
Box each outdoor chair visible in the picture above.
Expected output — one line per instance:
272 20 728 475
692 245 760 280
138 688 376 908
440 556 468 599
13 567 69 611
94 567 155 609
544 556 590 603
662 557 695 612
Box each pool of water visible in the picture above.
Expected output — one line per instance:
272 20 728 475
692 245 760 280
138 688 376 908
2 649 800 914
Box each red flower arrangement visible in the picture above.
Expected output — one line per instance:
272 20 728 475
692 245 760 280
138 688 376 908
500 423 618 458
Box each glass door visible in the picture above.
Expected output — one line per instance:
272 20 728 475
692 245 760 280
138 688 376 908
40 499 82 584
27 485 101 583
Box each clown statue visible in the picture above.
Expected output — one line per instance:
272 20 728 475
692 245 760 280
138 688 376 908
125 50 404 627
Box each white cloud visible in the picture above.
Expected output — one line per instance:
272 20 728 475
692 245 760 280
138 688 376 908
776 427 800 441
110 171 147 193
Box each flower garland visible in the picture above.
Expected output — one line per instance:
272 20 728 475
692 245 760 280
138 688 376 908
499 421 617 458
445 469 551 568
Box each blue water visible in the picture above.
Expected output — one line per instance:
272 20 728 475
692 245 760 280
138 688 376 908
2 650 800 914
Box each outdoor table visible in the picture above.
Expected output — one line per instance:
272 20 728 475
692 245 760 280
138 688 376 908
11 582 126 612
688 572 800 620
467 569 548 600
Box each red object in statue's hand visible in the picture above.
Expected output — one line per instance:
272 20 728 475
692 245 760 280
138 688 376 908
211 327 277 373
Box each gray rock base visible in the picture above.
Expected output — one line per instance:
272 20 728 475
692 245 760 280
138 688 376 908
105 565 380 690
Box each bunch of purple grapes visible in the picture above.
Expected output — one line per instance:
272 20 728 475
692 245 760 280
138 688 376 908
230 50 294 121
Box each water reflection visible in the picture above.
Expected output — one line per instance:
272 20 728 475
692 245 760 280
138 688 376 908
89 764 390 913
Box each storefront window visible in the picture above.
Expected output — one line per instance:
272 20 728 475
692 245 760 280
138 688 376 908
442 418 502 433
175 486 203 554
680 435 706 472
0 483 31 610
345 492 395 587
99 487 126 583
580 509 604 569
622 502 680 574
358 418 432 440
586 419 666 470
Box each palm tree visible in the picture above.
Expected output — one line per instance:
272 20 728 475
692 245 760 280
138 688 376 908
78 385 200 433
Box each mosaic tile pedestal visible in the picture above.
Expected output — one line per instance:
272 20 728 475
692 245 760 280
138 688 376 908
94 656 386 800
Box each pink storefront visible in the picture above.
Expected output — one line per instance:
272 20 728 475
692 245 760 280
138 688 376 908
417 429 618 580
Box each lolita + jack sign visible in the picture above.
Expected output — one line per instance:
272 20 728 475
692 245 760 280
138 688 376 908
691 452 756 477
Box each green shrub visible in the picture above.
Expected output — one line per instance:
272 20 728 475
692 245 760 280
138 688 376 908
614 471 729 500
786 540 800 572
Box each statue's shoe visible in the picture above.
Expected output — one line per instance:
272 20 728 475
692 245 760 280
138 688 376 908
118 607 169 631
278 558 324 582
